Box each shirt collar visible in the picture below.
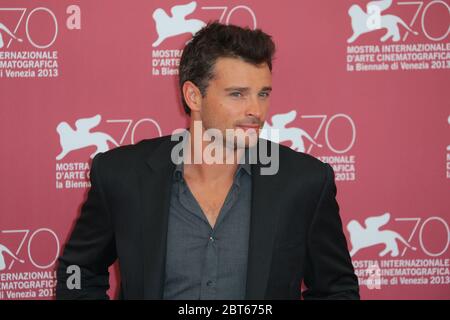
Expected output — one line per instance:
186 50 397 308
172 140 252 183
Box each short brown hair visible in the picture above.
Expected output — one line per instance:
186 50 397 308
178 22 276 115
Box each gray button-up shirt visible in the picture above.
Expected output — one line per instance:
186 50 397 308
163 158 252 300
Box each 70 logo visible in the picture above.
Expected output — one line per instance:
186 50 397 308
395 216 450 257
302 114 356 154
106 118 162 145
201 5 257 29
0 5 80 49
0 228 60 270
398 1 449 41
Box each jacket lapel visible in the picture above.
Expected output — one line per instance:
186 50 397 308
139 137 177 299
245 144 281 299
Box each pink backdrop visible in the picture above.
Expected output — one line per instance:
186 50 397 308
0 0 449 299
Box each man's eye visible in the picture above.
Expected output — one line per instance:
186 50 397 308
230 92 242 97
259 92 270 98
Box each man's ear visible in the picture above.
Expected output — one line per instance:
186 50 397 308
182 81 202 114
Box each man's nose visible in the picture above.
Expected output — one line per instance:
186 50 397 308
245 96 262 120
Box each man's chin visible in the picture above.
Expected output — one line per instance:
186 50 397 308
228 136 259 150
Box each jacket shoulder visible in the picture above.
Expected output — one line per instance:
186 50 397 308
93 135 171 171
264 140 333 189
276 141 329 173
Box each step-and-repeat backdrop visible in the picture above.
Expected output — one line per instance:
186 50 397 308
1 0 449 299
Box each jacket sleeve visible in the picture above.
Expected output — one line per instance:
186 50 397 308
56 152 117 300
302 163 360 300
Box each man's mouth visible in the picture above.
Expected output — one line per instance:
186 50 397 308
236 124 260 130
236 125 260 134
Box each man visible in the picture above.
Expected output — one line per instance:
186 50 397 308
56 22 359 300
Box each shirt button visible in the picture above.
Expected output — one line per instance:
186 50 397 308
209 236 215 242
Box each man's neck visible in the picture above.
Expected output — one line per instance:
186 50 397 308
184 126 244 183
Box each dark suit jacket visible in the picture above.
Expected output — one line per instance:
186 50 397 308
56 135 359 300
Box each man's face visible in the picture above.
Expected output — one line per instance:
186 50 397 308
198 57 272 149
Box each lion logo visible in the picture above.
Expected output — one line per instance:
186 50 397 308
56 114 118 160
347 0 418 43
347 212 417 257
152 1 206 47
260 110 322 153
